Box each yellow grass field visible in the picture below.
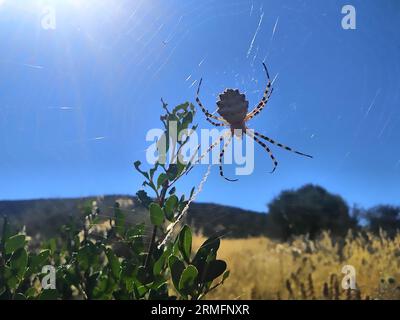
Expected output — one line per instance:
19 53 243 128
193 231 400 300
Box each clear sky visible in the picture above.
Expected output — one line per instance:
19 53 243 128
0 0 399 212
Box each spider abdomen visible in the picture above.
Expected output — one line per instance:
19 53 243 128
217 89 248 128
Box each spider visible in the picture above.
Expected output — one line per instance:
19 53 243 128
195 63 312 181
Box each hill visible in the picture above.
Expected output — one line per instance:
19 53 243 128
0 195 267 239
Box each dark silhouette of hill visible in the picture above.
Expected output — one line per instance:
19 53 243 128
1 185 398 240
187 203 267 238
0 195 267 239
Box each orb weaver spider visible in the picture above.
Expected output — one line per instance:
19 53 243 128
195 63 312 181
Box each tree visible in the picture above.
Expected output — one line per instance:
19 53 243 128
266 184 358 240
365 205 400 238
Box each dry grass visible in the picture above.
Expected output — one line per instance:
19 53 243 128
193 231 400 300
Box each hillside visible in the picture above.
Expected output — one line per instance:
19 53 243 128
0 195 268 239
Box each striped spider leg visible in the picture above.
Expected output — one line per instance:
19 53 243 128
246 129 313 173
184 130 230 176
193 130 237 181
253 131 313 158
245 62 274 121
246 129 278 173
218 133 237 182
196 78 228 127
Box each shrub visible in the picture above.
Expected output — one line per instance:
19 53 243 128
266 184 358 240
365 205 400 238
0 100 229 300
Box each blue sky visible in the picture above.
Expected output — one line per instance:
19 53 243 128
0 0 399 212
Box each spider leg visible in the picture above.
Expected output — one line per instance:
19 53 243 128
246 87 274 121
196 78 228 125
254 131 313 158
185 131 229 176
245 63 273 121
197 133 225 163
246 130 278 173
205 117 227 127
219 134 238 182
191 131 229 166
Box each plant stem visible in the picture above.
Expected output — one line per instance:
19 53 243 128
144 179 169 269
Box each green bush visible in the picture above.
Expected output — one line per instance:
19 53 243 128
0 100 228 300
266 184 358 240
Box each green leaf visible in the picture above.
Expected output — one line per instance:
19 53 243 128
64 268 80 287
134 161 149 179
106 248 121 279
168 255 185 293
168 113 179 123
38 289 58 300
181 112 193 130
82 200 93 218
149 163 159 179
10 248 28 279
25 287 37 299
14 293 26 300
153 247 171 276
178 225 192 263
114 203 125 236
137 266 152 285
126 223 145 241
92 274 117 299
5 266 18 290
164 195 178 221
149 203 164 226
148 283 169 300
29 249 50 274
157 173 168 189
177 161 186 176
136 190 152 209
136 285 149 298
173 102 189 114
5 234 26 254
178 265 198 295
192 234 222 280
192 235 221 267
86 272 101 296
202 260 227 283
45 238 57 255
166 164 179 180
189 187 195 199
120 262 137 284
76 243 99 271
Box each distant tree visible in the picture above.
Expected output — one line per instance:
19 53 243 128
266 184 358 240
365 205 400 237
